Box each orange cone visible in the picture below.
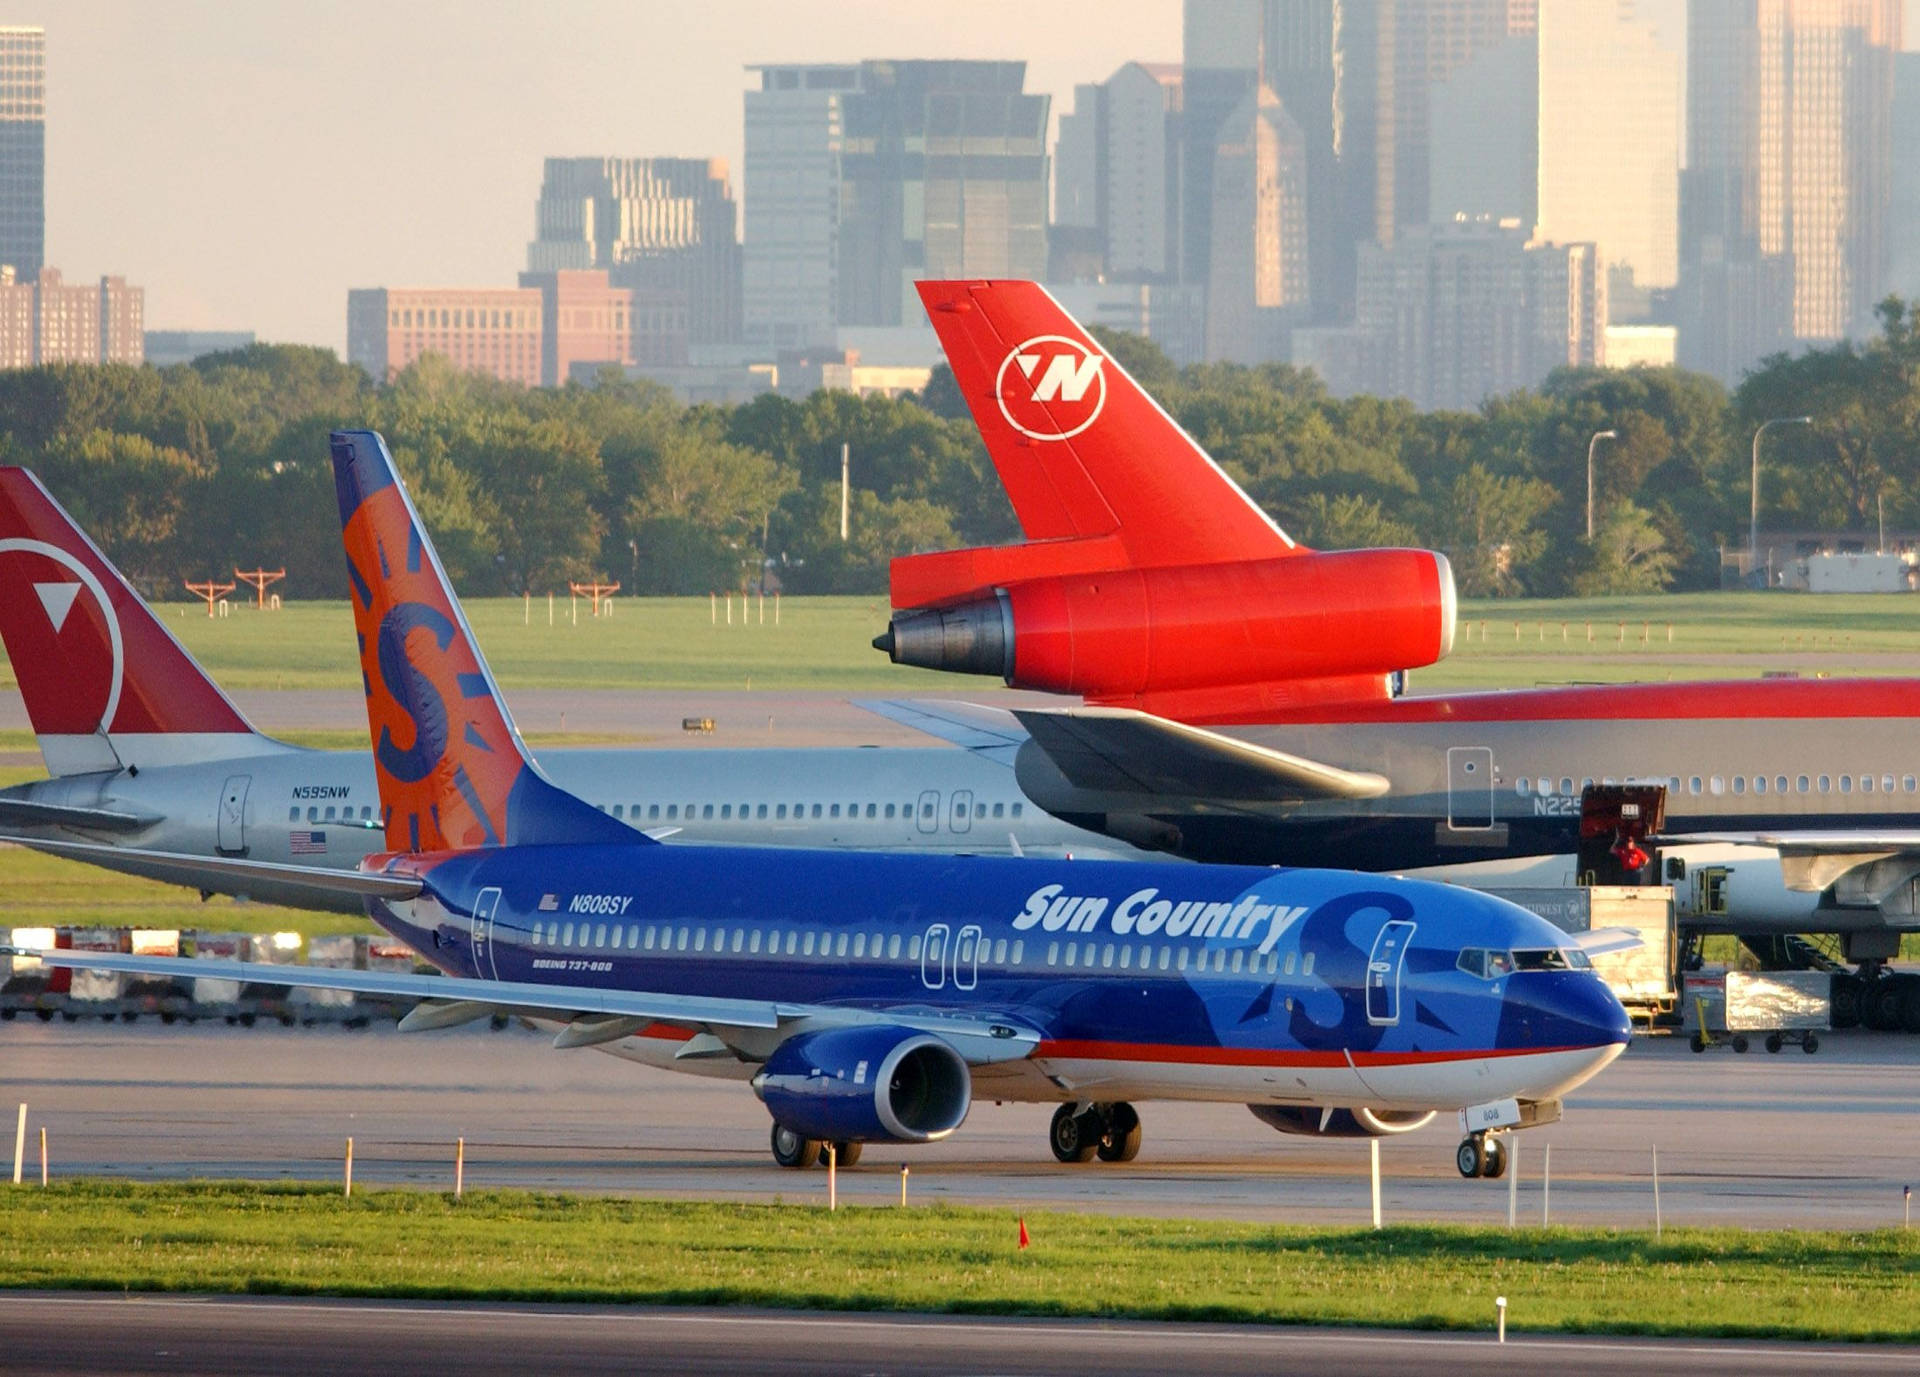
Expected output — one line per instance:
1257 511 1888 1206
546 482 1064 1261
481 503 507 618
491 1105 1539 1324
1017 1216 1030 1250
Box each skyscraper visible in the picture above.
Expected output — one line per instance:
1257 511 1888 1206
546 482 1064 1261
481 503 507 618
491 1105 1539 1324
527 157 741 349
1204 84 1310 363
835 61 1050 328
0 26 45 278
1535 4 1681 297
1680 0 1900 375
743 64 859 351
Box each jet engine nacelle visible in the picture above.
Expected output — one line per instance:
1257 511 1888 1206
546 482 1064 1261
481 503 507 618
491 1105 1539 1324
1248 1105 1438 1138
753 1025 971 1144
878 549 1455 702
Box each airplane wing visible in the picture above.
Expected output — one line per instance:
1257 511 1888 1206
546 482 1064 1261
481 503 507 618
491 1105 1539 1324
0 836 422 901
1011 706 1390 812
854 698 1029 767
0 799 161 832
4 943 1042 1065
1669 831 1920 893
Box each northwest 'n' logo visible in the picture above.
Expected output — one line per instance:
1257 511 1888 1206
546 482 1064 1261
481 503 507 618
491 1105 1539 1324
995 335 1107 441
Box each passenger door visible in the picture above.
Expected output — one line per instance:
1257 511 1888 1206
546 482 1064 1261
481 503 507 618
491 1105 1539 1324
469 887 502 981
1446 747 1494 829
920 923 949 990
952 924 981 990
1365 920 1417 1026
216 775 250 855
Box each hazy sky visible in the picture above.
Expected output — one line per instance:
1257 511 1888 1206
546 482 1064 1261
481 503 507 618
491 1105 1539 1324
46 0 1181 349
39 1 1918 351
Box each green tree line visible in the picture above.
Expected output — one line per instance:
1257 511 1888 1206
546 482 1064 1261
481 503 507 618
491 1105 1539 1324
6 303 1919 601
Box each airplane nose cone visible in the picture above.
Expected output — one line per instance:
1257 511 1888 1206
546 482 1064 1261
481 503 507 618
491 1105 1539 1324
1499 970 1633 1052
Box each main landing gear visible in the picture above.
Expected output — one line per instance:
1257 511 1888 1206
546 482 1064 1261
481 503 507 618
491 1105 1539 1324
1455 1132 1509 1180
1048 1102 1142 1163
769 1123 863 1169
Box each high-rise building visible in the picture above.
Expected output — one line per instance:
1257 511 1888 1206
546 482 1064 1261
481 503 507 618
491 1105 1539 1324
1428 32 1537 227
0 27 44 279
1889 52 1920 300
527 157 741 350
743 64 858 351
836 61 1050 328
346 286 545 386
516 269 637 386
99 276 142 364
1053 82 1101 231
1680 0 1900 376
1293 224 1603 410
0 268 143 368
1535 4 1680 299
1204 84 1310 363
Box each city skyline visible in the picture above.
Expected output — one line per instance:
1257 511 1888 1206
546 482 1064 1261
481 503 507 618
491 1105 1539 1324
45 0 1181 350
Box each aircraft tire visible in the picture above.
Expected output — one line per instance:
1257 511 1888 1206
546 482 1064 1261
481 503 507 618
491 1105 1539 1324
1455 1137 1486 1179
1898 980 1920 1035
1049 1105 1099 1164
1830 976 1863 1029
770 1122 821 1169
829 1141 862 1168
1866 980 1904 1032
1095 1103 1142 1163
1480 1135 1507 1180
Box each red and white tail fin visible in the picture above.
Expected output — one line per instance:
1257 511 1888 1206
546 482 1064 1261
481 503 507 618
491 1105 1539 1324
902 279 1299 608
0 468 287 776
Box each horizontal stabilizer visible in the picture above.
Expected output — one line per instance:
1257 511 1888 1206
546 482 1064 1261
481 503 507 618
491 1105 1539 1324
854 698 1029 765
2 946 782 1030
0 799 160 832
4 836 423 901
1012 706 1389 810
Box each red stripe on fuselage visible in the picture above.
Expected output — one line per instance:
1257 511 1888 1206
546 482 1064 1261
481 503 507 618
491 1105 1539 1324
1189 677 1920 728
1033 1038 1598 1068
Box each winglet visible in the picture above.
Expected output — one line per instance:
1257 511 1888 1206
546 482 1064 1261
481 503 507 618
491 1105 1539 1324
328 430 639 853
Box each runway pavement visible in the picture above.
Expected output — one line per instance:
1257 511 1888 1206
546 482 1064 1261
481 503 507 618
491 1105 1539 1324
4 1020 1918 1228
0 1294 1913 1377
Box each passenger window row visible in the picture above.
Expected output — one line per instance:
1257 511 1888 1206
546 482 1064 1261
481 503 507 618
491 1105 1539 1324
1516 774 1916 799
288 805 376 822
528 921 1026 968
593 800 1024 823
1041 941 1301 978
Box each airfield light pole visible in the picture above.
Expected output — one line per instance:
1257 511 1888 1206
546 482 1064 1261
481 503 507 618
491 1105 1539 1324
1750 416 1812 582
1585 430 1618 540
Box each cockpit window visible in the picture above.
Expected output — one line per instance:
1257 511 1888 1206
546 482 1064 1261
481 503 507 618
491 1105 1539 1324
1457 947 1523 979
1511 947 1592 971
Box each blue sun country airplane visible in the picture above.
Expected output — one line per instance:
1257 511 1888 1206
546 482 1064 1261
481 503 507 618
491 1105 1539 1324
3 432 1632 1179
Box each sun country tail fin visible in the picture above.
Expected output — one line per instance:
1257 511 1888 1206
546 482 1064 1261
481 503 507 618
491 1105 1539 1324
0 466 283 777
903 279 1300 608
328 430 639 854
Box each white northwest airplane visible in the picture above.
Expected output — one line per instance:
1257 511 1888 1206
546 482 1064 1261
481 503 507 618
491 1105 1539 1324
0 466 1145 911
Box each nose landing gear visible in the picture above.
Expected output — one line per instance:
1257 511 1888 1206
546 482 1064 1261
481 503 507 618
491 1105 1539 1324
1455 1131 1509 1179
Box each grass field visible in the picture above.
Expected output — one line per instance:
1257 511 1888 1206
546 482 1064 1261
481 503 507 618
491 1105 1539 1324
0 1183 1915 1342
0 592 1911 698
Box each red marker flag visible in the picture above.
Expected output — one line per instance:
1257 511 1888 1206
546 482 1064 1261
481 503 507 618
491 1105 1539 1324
1017 1216 1030 1250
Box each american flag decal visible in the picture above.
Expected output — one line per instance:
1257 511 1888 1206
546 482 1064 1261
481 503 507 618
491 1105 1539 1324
538 893 559 911
289 830 328 855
